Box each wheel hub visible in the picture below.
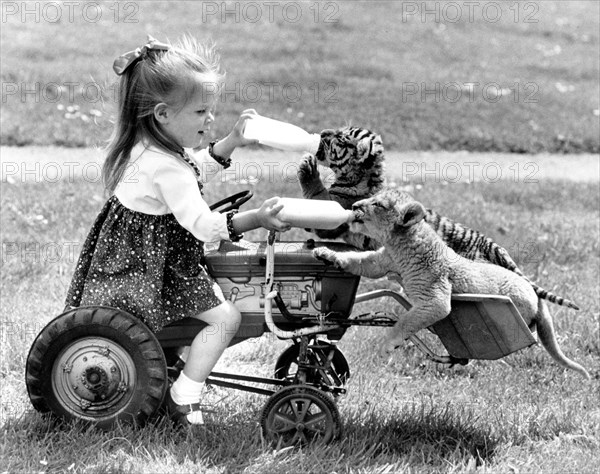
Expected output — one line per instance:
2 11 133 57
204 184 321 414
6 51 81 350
69 348 123 402
81 366 110 396
52 337 135 414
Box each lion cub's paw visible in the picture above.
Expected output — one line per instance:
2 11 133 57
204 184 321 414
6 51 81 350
380 335 407 359
312 248 342 268
379 340 398 359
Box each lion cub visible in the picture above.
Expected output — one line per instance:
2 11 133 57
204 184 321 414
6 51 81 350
314 189 590 378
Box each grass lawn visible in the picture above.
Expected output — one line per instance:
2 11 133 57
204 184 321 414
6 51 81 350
1 0 599 472
1 1 599 153
0 147 598 473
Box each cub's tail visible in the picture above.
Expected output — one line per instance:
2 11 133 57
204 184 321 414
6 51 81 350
535 300 590 379
488 239 581 311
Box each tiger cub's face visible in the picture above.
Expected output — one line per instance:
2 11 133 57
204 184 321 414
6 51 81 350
316 127 384 181
351 189 426 242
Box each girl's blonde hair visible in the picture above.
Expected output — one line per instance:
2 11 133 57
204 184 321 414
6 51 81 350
103 36 222 194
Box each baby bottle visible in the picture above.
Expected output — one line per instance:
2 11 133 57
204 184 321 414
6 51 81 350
278 198 354 229
243 115 321 154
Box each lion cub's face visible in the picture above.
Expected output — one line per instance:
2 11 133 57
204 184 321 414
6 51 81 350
350 189 426 241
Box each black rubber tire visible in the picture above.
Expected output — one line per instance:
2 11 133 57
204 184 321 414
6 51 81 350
25 306 168 429
274 343 350 388
260 385 342 447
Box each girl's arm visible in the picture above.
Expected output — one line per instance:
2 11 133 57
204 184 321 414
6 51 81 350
231 197 290 234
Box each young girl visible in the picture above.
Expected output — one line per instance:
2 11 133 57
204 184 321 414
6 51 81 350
65 36 291 426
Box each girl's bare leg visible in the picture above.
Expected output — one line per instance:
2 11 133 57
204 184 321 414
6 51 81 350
169 301 242 424
183 301 242 381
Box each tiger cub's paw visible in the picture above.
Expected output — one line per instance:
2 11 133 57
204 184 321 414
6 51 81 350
298 153 321 186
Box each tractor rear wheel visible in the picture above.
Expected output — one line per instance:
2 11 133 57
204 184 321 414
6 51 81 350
26 306 167 429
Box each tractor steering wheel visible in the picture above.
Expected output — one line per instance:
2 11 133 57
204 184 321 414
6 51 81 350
209 190 254 213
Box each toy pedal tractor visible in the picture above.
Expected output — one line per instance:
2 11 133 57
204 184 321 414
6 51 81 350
25 192 536 446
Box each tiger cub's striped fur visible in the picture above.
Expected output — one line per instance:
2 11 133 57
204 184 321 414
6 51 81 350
297 127 386 248
425 210 579 310
297 126 579 310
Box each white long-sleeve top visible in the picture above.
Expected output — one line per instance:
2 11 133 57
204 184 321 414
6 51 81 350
114 142 229 243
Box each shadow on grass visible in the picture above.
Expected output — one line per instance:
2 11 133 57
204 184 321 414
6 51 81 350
340 403 500 466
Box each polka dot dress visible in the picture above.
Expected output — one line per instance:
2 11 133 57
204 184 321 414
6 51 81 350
65 196 224 333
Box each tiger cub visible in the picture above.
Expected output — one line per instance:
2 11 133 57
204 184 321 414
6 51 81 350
297 127 386 249
297 126 579 310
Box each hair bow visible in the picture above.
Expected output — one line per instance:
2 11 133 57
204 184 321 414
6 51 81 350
112 35 170 76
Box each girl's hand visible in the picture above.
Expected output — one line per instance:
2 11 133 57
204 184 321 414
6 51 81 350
257 197 291 232
230 109 259 147
211 109 258 158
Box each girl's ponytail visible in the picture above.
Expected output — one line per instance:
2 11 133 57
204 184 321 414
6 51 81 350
103 70 139 194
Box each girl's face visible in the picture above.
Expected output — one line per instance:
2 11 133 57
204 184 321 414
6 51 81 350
158 82 217 149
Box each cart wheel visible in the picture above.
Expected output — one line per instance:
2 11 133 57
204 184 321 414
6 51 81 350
260 385 342 447
274 343 350 388
26 306 168 429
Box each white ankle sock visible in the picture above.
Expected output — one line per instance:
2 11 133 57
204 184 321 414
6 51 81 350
170 372 205 424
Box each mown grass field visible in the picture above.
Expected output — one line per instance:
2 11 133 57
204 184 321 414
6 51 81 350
1 149 598 473
1 1 599 153
1 0 599 473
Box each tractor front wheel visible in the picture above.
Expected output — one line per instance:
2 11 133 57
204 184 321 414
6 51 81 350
260 385 342 447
